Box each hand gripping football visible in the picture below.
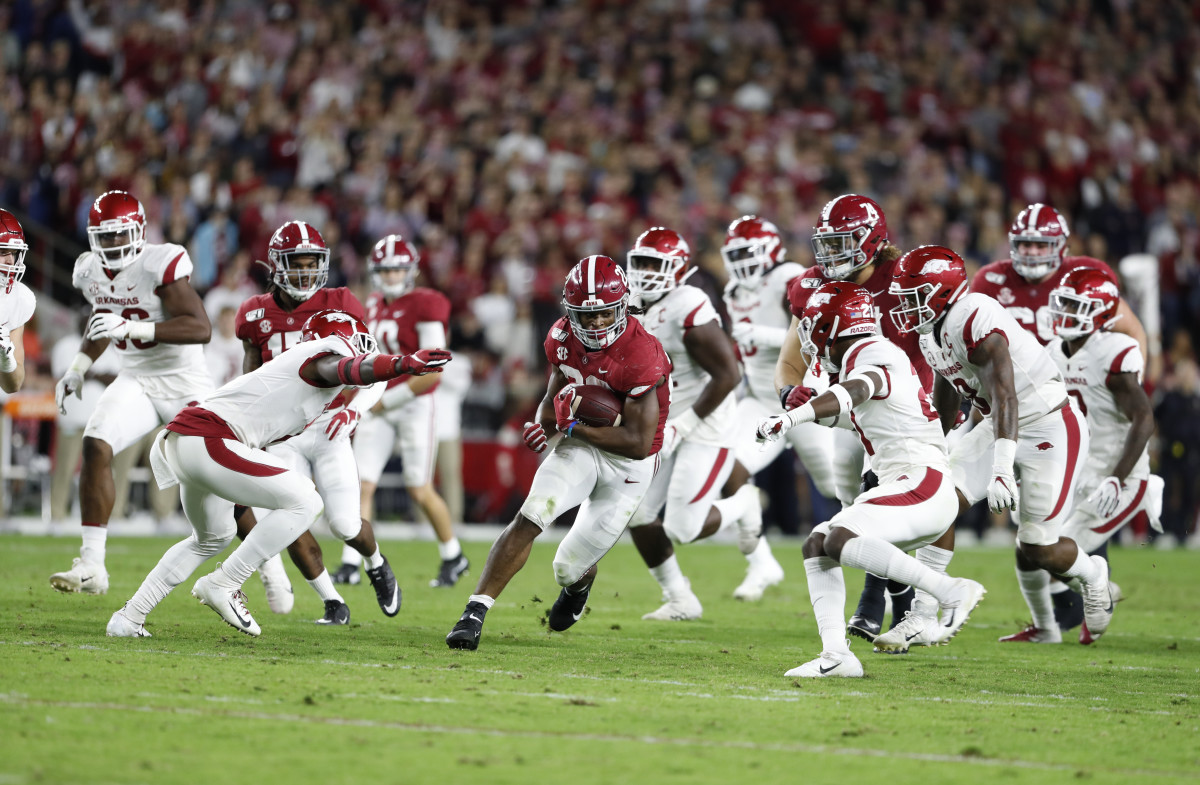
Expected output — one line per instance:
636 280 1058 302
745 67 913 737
570 384 624 427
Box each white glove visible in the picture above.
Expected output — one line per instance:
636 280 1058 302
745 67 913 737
86 312 155 342
56 352 93 415
986 437 1019 513
1086 476 1122 519
731 322 784 352
660 408 701 457
0 331 16 373
756 413 791 444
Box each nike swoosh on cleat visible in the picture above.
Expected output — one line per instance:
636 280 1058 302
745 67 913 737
468 614 482 623
942 610 956 628
81 577 92 583
229 602 252 628
624 479 638 484
384 588 399 615
818 664 838 675
904 631 922 641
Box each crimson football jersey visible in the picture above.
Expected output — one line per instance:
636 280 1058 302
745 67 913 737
786 257 935 392
970 255 1114 345
543 315 671 455
365 286 450 392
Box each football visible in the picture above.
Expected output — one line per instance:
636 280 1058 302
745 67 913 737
571 384 624 427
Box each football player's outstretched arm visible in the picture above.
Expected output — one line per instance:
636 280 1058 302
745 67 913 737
969 334 1019 442
1106 370 1154 483
683 321 741 420
757 370 881 441
774 316 809 397
153 280 212 344
933 374 964 435
304 349 451 387
568 378 663 460
1113 299 1149 364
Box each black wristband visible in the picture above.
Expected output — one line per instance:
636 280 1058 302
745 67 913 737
779 385 795 410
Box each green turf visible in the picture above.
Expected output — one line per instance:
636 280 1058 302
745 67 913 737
1 534 1198 784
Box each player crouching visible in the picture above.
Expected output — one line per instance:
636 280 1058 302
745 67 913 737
757 283 985 676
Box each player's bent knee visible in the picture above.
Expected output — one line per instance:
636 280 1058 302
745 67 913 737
802 532 826 560
327 516 362 541
662 510 705 546
81 436 113 464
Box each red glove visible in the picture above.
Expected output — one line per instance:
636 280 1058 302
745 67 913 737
554 385 578 432
953 409 969 429
522 421 547 453
324 409 360 440
780 385 817 411
397 348 452 376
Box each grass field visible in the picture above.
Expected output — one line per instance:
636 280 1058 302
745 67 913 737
2 534 1198 785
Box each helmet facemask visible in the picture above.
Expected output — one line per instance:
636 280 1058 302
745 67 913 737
626 249 685 305
565 299 627 351
889 282 942 335
1049 287 1104 340
722 240 769 287
0 242 27 294
274 249 330 301
88 222 146 271
811 228 872 280
372 264 418 298
1009 234 1064 281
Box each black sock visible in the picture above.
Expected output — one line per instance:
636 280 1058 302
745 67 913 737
853 573 889 623
1051 586 1084 630
888 585 915 629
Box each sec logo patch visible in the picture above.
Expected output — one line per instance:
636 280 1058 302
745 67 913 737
260 319 273 334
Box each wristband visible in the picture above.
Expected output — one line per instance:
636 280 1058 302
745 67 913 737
992 437 1017 473
566 421 579 438
127 320 156 342
779 385 795 410
828 384 855 415
68 352 94 376
788 401 817 427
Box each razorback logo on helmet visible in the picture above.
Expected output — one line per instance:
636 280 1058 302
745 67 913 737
1095 281 1120 298
919 258 954 276
809 291 834 308
301 308 377 354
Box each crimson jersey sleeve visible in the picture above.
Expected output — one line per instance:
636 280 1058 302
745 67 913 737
969 260 1010 296
412 287 451 328
786 267 827 318
234 295 268 343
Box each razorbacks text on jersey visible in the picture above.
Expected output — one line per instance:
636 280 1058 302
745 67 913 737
787 255 935 392
545 315 671 454
365 286 450 393
1048 331 1149 482
638 284 734 441
73 243 207 378
725 262 804 402
919 292 1067 424
971 256 1114 345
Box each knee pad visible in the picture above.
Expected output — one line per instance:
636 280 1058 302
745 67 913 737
662 505 706 546
191 531 233 558
551 542 595 588
327 515 363 542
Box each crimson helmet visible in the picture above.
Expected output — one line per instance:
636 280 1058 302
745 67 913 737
721 215 785 288
0 209 29 294
1009 203 1070 281
562 255 629 350
626 226 692 305
811 194 889 280
1050 266 1121 340
88 191 147 270
369 234 420 298
268 221 330 301
798 282 878 374
888 245 969 335
300 309 378 355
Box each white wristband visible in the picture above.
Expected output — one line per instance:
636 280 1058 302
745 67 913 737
127 321 156 342
992 437 1017 473
381 381 416 410
68 352 94 376
787 402 817 428
828 384 855 415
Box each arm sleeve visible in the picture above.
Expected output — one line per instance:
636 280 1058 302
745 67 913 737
959 298 1010 356
1105 338 1144 381
154 247 193 288
417 321 447 349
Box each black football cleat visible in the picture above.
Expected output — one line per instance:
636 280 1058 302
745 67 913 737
430 554 470 588
446 601 488 650
332 563 361 585
547 584 591 632
365 557 401 617
847 613 882 643
315 600 350 625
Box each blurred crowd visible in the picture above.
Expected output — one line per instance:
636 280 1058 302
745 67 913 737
2 0 1199 540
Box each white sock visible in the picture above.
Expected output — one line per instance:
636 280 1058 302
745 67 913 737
438 538 463 561
125 535 224 623
1016 567 1055 630
1060 546 1102 584
341 543 363 567
364 546 385 570
468 593 495 609
913 545 953 618
81 526 108 565
307 571 344 603
712 485 757 534
747 536 775 567
804 556 849 654
649 554 691 598
839 536 956 600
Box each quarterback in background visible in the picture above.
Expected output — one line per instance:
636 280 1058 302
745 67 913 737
1046 267 1160 643
51 191 215 596
340 234 468 589
0 209 36 393
446 255 670 651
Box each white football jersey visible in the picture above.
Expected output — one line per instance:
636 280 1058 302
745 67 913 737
838 335 948 484
0 281 36 335
640 284 735 436
921 293 1066 425
198 335 354 449
724 262 805 403
1048 332 1149 482
72 244 208 378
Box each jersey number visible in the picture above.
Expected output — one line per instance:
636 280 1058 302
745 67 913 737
94 307 156 351
369 318 401 355
265 330 304 358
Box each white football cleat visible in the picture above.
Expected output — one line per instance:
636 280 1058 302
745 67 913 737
50 557 109 595
872 611 940 653
998 624 1062 643
937 578 986 643
1080 555 1114 642
734 486 763 555
257 554 294 614
785 647 864 678
106 606 151 638
732 552 785 602
192 572 261 636
642 586 703 621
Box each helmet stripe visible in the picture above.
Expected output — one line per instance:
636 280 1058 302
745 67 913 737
386 234 395 260
297 222 309 242
1028 203 1043 231
820 195 846 224
586 255 596 295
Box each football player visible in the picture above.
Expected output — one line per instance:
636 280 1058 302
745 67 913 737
0 209 36 393
721 215 833 601
889 245 1115 645
106 310 448 637
623 227 779 620
971 203 1147 628
231 221 399 624
445 255 671 651
778 195 940 640
51 191 216 596
338 235 468 589
758 283 985 675
1044 267 1160 643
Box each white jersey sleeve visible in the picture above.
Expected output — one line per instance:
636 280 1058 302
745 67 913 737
0 282 36 333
